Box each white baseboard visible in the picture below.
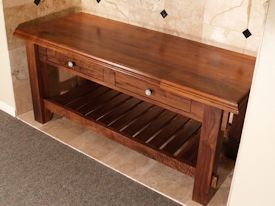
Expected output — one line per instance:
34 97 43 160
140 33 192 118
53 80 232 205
0 101 16 117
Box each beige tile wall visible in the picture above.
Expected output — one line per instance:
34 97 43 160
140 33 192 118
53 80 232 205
2 0 269 113
3 0 81 115
82 0 269 54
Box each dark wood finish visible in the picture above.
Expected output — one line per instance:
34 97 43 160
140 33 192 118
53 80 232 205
47 49 104 81
45 82 200 176
190 101 204 121
221 112 230 133
226 97 249 159
115 72 191 113
15 12 255 205
134 110 176 142
104 69 115 86
40 47 203 122
26 42 52 123
162 119 201 154
15 12 255 114
229 97 248 140
193 106 223 205
148 115 189 148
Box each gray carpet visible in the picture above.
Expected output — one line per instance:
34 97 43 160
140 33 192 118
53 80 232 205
0 111 181 206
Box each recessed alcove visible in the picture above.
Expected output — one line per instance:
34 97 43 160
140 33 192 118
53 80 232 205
1 0 269 205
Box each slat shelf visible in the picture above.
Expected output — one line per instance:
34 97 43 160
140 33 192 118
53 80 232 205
45 82 202 176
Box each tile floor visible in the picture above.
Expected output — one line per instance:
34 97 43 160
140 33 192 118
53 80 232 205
18 111 235 206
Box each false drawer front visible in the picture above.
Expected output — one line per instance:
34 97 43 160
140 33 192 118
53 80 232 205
46 49 104 81
115 73 191 113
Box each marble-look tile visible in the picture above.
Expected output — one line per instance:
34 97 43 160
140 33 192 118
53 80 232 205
203 0 250 52
4 0 269 114
8 46 80 115
244 34 263 56
82 0 129 23
4 3 38 50
12 78 33 115
18 110 44 129
8 46 33 115
241 2 268 56
68 130 123 160
17 111 235 206
4 0 81 114
163 0 206 41
203 0 269 55
140 162 194 203
81 0 268 55
184 200 201 206
3 0 33 8
52 0 81 13
202 24 246 53
9 47 29 81
101 144 157 178
41 117 88 143
128 0 165 32
37 0 55 17
43 0 81 18
4 0 81 49
248 0 269 37
242 0 268 55
81 0 96 13
204 0 250 31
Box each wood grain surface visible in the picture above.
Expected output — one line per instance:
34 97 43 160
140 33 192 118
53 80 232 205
14 12 254 205
45 82 200 176
15 12 255 114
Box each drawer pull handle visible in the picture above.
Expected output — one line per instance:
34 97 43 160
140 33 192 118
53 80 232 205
145 89 153 96
67 61 76 68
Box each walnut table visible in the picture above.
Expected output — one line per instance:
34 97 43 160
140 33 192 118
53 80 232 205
15 12 255 205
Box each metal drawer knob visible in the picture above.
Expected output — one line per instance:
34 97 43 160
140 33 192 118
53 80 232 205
67 61 76 68
145 89 153 96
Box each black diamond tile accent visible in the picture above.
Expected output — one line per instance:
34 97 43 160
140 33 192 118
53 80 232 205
160 10 168 19
34 0 41 6
97 0 101 3
243 29 252 39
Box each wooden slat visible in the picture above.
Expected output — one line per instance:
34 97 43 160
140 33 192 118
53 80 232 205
54 82 97 105
109 101 152 130
44 99 196 176
122 106 164 137
134 110 177 142
148 115 189 149
76 90 120 115
87 94 131 120
176 133 200 167
162 120 201 154
44 83 205 180
66 86 109 109
100 98 141 125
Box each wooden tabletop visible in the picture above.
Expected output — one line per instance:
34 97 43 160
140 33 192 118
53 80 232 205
15 12 256 114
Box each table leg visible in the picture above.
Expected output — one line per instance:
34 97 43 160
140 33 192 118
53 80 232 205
192 105 223 205
26 42 52 123
226 98 248 159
